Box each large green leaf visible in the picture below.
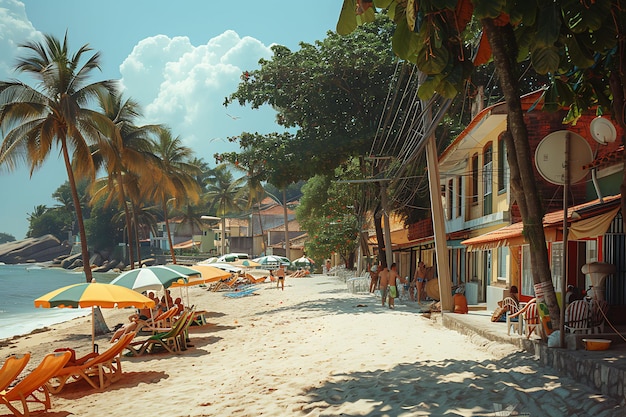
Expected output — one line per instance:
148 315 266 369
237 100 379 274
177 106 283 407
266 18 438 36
514 26 533 61
509 1 536 26
392 18 420 62
564 34 595 69
417 74 444 100
554 78 575 107
416 44 450 75
535 3 560 47
530 45 560 74
472 0 507 19
435 76 459 99
374 0 393 8
337 0 358 35
562 0 612 33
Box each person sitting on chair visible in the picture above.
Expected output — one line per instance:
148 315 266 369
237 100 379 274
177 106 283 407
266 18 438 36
453 286 469 314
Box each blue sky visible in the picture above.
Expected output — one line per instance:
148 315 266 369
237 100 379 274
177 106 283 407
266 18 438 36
0 0 341 240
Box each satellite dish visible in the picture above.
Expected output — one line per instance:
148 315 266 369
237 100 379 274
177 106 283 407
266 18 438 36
535 130 593 185
590 117 617 144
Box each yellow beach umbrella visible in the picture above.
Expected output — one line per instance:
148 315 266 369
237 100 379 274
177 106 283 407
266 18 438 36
175 264 232 285
170 264 231 306
35 281 155 350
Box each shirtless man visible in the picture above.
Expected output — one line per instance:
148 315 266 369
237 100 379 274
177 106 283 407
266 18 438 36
378 264 389 307
414 261 427 302
387 263 403 309
276 264 286 290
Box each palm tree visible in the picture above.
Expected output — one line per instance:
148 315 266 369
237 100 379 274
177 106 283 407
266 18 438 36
89 90 160 268
147 127 200 264
205 164 246 256
0 33 117 282
27 205 48 224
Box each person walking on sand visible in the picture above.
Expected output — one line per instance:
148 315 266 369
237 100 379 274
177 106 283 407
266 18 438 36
276 264 286 290
378 264 389 307
414 260 427 303
387 263 402 309
368 262 380 294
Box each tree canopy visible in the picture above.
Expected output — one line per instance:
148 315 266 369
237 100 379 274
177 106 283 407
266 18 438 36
224 17 399 180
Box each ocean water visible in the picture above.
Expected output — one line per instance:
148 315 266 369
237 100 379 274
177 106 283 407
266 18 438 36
0 264 118 341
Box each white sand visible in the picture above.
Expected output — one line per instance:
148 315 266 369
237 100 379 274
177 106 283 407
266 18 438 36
0 275 520 416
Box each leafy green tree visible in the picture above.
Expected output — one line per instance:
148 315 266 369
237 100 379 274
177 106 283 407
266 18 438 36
27 208 72 241
84 197 119 252
0 33 117 282
225 17 398 179
296 159 364 268
297 171 360 266
0 233 15 244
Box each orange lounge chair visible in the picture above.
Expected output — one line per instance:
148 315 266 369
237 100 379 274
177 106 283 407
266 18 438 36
0 354 31 393
47 332 136 394
244 272 269 284
0 351 71 417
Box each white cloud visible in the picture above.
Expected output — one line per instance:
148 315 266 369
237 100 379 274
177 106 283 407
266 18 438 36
120 30 279 163
0 0 39 78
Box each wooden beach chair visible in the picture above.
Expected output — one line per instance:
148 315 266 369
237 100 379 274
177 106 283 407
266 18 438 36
47 332 137 394
126 310 193 356
0 351 71 417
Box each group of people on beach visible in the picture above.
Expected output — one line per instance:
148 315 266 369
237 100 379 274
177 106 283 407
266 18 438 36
368 260 429 309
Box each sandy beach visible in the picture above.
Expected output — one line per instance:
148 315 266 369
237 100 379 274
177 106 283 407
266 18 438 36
1 274 621 416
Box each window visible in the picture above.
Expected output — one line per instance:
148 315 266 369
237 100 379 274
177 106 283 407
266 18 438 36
551 242 563 293
441 184 447 219
498 136 508 193
521 245 533 296
456 176 462 218
497 246 508 279
447 179 453 220
471 153 479 204
483 143 493 215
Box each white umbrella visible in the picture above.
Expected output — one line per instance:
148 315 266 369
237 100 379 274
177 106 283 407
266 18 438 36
253 255 291 269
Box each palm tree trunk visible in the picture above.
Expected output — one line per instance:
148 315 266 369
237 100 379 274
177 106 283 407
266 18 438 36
163 200 177 264
482 19 560 328
257 202 266 255
132 202 142 267
282 188 290 259
117 172 135 268
221 200 227 256
60 139 92 282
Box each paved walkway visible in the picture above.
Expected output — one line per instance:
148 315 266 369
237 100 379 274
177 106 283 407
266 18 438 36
404 296 626 413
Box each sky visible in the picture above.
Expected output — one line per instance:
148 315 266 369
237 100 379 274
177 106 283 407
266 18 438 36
0 0 341 240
